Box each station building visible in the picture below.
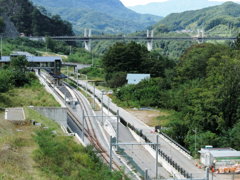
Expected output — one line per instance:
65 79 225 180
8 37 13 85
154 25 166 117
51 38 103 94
0 51 65 84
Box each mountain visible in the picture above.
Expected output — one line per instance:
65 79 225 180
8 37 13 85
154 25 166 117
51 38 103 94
154 2 240 36
0 0 74 37
30 0 162 34
129 0 224 17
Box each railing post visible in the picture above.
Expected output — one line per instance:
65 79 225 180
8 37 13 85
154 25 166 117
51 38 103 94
156 135 159 179
116 110 119 151
82 110 85 142
144 169 148 180
110 136 113 171
206 167 209 180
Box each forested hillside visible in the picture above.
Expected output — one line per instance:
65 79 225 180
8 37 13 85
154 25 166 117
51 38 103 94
0 0 74 36
30 0 161 34
154 2 240 36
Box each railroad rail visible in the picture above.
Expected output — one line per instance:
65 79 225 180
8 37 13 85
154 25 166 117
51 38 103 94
41 71 121 170
71 87 121 170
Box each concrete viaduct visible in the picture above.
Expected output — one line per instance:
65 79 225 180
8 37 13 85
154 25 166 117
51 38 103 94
28 29 237 52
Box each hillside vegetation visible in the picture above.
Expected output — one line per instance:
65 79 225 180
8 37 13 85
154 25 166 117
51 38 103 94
0 0 74 36
103 39 240 156
31 0 161 34
154 2 240 36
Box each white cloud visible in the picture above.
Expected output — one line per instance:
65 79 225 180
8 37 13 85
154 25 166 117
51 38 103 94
120 0 168 7
209 0 240 1
120 0 240 7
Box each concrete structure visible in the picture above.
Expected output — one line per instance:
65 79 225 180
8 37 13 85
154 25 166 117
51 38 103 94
199 148 240 168
126 73 150 84
0 51 64 84
84 29 92 52
147 30 154 51
5 108 26 123
33 107 68 127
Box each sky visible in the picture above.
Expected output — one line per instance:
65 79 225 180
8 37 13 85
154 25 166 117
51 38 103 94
120 0 240 7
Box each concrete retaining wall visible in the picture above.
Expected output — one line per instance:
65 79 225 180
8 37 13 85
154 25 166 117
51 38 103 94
34 107 67 127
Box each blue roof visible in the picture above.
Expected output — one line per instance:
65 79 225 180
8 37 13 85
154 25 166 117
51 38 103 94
0 56 11 62
27 56 62 62
127 74 150 85
127 74 150 80
0 56 62 63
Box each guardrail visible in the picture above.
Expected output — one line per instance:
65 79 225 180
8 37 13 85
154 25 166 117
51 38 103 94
159 131 191 155
126 122 192 178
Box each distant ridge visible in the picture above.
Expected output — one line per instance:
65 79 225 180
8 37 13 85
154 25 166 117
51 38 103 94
31 0 162 34
129 0 225 16
153 2 240 36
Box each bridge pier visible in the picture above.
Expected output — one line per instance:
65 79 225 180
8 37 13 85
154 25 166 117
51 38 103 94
84 29 92 52
147 30 154 51
197 29 205 44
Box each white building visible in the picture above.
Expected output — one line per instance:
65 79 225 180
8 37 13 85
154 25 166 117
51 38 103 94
199 147 240 168
126 74 150 85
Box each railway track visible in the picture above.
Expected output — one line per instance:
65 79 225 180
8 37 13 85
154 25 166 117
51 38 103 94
40 72 121 171
66 85 121 171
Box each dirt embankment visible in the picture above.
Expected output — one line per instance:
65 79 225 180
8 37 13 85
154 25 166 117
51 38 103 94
126 108 170 127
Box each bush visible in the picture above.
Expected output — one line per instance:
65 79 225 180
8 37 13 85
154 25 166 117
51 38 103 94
34 129 125 180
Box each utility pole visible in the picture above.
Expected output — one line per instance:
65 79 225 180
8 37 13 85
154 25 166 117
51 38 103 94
82 110 85 142
67 66 69 79
93 83 96 110
116 110 119 151
64 92 67 105
77 71 79 89
85 76 87 92
101 90 104 125
193 128 197 154
144 169 149 180
108 97 110 116
156 135 159 179
91 50 93 66
1 36 2 59
69 45 72 55
110 136 113 171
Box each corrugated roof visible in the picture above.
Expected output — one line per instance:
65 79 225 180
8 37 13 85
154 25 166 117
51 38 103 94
27 56 62 62
0 56 62 63
211 151 240 158
127 73 150 80
11 51 33 57
0 56 11 62
199 148 240 157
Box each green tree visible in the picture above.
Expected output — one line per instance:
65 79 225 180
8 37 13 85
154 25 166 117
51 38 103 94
10 56 30 87
0 69 12 92
0 17 5 33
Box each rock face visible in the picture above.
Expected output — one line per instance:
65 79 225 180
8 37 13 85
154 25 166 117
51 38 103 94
0 0 74 37
2 14 19 38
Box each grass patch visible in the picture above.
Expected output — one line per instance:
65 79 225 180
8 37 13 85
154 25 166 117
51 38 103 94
0 79 59 108
0 112 46 180
149 109 175 127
